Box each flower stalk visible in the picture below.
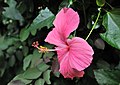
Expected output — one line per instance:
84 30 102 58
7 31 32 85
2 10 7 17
85 8 101 40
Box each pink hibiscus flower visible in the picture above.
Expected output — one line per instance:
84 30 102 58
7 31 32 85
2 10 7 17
44 7 94 79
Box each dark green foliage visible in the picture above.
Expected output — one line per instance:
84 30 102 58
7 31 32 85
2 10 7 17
0 0 120 85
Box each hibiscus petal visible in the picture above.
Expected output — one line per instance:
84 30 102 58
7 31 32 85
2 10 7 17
57 50 84 79
57 47 85 79
45 8 79 46
67 37 94 71
45 28 66 47
60 66 84 79
53 7 79 37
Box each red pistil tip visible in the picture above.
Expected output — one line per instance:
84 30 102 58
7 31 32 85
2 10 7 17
32 41 39 48
32 41 48 53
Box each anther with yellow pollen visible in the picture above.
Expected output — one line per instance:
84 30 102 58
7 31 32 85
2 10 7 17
32 41 55 53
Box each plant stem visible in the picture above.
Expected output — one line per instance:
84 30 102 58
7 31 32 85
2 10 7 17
85 8 101 40
68 0 73 7
73 30 76 37
105 1 114 9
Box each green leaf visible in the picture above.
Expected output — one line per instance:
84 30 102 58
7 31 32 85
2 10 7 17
28 7 55 35
22 46 29 56
17 1 27 14
23 54 32 71
59 0 69 10
37 62 49 72
35 78 45 85
3 7 24 22
0 36 8 50
31 29 37 36
8 80 25 85
33 49 42 58
100 9 120 50
94 69 120 85
8 55 16 67
0 62 7 77
30 50 43 68
115 62 120 70
11 74 32 84
23 68 42 79
96 0 105 7
20 27 30 42
0 36 19 50
97 60 110 70
5 0 17 7
16 50 23 61
7 46 16 54
3 0 24 22
43 52 54 59
43 70 51 84
53 72 60 78
6 37 19 46
0 50 3 56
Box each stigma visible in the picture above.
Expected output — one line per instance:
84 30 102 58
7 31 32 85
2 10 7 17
32 41 56 53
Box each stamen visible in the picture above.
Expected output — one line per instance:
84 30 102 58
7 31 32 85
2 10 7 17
32 41 56 53
39 46 48 53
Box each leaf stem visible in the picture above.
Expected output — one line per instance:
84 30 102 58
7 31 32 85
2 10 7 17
68 0 73 7
85 8 101 40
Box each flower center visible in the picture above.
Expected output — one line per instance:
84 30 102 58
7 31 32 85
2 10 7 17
66 45 70 51
32 41 70 53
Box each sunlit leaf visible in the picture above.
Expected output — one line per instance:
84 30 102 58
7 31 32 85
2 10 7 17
100 9 120 50
28 7 55 36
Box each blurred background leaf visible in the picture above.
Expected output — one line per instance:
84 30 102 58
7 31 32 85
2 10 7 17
94 69 120 85
96 0 105 7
